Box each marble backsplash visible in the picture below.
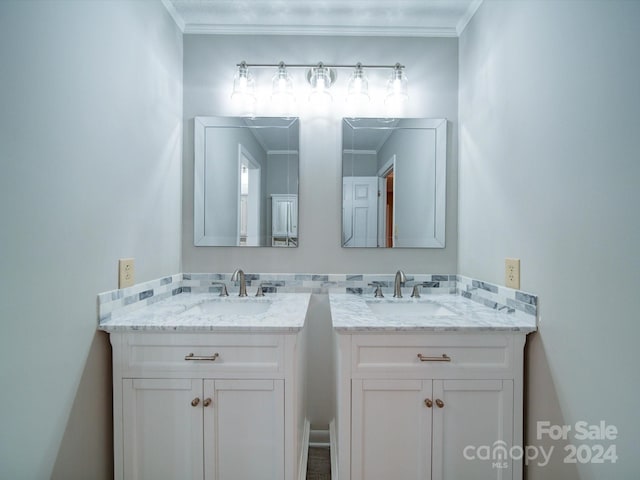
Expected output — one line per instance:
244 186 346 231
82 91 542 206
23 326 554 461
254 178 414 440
97 272 537 324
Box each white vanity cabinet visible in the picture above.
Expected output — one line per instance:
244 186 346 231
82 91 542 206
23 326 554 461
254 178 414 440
334 332 526 480
109 331 306 480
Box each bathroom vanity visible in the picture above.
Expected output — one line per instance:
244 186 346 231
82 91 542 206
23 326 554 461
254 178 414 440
100 292 310 480
329 293 537 480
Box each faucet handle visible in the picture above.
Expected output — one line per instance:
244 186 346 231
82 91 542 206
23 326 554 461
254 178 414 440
368 283 384 298
211 282 229 297
411 282 434 298
255 282 272 297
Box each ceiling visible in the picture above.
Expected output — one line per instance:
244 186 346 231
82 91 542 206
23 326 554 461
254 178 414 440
343 119 398 152
243 118 299 152
162 0 483 37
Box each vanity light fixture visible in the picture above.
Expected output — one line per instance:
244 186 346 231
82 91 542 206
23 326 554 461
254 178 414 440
232 61 407 108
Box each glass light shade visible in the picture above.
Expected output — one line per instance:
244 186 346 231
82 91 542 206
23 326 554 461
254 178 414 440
347 64 370 104
231 63 256 105
385 65 408 105
271 64 295 105
308 66 333 105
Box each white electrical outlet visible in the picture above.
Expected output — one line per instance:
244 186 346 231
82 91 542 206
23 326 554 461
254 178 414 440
119 258 135 288
505 258 520 289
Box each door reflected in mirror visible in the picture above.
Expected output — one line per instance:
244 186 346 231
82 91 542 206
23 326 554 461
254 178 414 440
194 117 299 247
342 118 447 248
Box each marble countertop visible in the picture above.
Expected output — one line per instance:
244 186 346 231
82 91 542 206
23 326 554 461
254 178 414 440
329 293 537 333
99 292 311 333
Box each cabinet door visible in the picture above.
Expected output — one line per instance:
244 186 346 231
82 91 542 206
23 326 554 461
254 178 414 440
432 379 514 480
272 198 290 236
122 378 203 480
352 379 432 480
288 197 297 236
204 379 284 480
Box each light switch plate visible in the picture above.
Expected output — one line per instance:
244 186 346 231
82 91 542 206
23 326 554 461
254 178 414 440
119 258 135 288
505 258 520 289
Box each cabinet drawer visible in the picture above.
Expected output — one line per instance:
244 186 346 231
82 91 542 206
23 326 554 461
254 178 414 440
351 333 513 377
118 333 284 377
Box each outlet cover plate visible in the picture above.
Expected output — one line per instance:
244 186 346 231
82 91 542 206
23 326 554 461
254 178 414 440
119 258 135 288
505 258 520 289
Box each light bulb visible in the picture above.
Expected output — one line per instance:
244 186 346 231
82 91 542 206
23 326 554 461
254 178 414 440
271 62 295 106
308 64 334 105
385 64 408 106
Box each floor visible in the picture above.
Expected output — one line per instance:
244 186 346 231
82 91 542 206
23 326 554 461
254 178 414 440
306 447 331 480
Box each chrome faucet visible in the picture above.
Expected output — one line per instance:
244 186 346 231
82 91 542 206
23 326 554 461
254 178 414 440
394 270 407 298
231 268 248 297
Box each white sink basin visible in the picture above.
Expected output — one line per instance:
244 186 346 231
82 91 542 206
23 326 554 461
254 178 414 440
366 301 457 318
184 299 272 316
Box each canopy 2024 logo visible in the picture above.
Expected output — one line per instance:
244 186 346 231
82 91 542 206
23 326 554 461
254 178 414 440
463 421 618 468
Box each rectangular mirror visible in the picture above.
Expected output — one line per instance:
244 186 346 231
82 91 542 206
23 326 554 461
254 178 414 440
342 118 446 248
194 116 299 247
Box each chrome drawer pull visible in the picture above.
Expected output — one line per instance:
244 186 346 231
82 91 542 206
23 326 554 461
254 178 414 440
417 353 451 362
185 353 220 361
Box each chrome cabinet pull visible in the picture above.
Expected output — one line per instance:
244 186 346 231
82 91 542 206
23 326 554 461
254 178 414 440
185 353 220 361
417 353 451 362
424 398 433 408
191 397 200 407
203 398 212 407
435 399 445 408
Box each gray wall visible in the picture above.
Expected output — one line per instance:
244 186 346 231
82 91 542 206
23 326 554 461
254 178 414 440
378 128 437 247
459 1 640 478
183 34 458 273
183 35 458 427
343 151 378 177
0 1 183 478
182 35 458 427
266 152 298 196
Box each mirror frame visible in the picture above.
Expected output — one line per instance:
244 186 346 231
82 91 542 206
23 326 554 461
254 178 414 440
341 117 447 248
194 116 300 247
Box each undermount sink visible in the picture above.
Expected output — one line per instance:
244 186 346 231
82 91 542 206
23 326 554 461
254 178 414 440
183 299 272 316
366 301 458 318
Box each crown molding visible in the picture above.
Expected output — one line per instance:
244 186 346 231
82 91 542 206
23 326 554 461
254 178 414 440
162 1 483 38
161 0 185 32
343 149 378 155
456 0 483 36
183 24 459 38
268 150 299 155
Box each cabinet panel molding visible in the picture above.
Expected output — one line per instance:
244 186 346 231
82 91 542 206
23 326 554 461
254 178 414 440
122 378 203 480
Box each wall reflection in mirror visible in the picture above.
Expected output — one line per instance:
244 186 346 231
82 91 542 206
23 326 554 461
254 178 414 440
342 118 447 248
194 117 299 247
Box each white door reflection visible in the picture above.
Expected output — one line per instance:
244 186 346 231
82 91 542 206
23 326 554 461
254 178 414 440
238 145 261 246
